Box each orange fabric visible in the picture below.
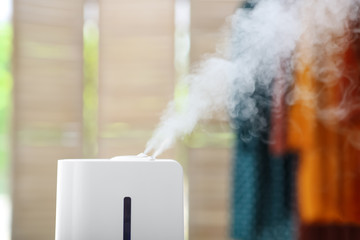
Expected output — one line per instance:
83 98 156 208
270 62 289 156
287 28 360 224
338 39 360 223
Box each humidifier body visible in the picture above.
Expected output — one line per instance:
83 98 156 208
55 157 184 240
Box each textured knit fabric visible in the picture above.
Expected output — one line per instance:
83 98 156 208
230 1 298 239
231 83 297 240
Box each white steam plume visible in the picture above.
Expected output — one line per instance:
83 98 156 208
145 0 360 157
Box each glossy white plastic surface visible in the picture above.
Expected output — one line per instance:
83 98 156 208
55 156 184 240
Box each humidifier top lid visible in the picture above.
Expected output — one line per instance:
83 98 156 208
58 153 173 162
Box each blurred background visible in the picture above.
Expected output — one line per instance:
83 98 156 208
0 0 240 239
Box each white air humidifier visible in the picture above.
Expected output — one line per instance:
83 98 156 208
55 155 184 240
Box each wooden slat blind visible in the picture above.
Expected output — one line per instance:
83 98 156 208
189 147 232 240
188 1 239 239
98 0 175 158
12 0 84 239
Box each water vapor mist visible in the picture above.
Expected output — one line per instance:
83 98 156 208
145 0 360 157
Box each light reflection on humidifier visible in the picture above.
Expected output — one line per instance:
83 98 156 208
55 155 184 240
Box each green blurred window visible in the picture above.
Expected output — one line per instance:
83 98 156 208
0 22 12 195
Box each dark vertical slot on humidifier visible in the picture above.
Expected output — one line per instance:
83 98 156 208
123 197 131 240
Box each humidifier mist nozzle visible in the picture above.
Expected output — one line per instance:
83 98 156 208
110 153 156 161
136 152 155 160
